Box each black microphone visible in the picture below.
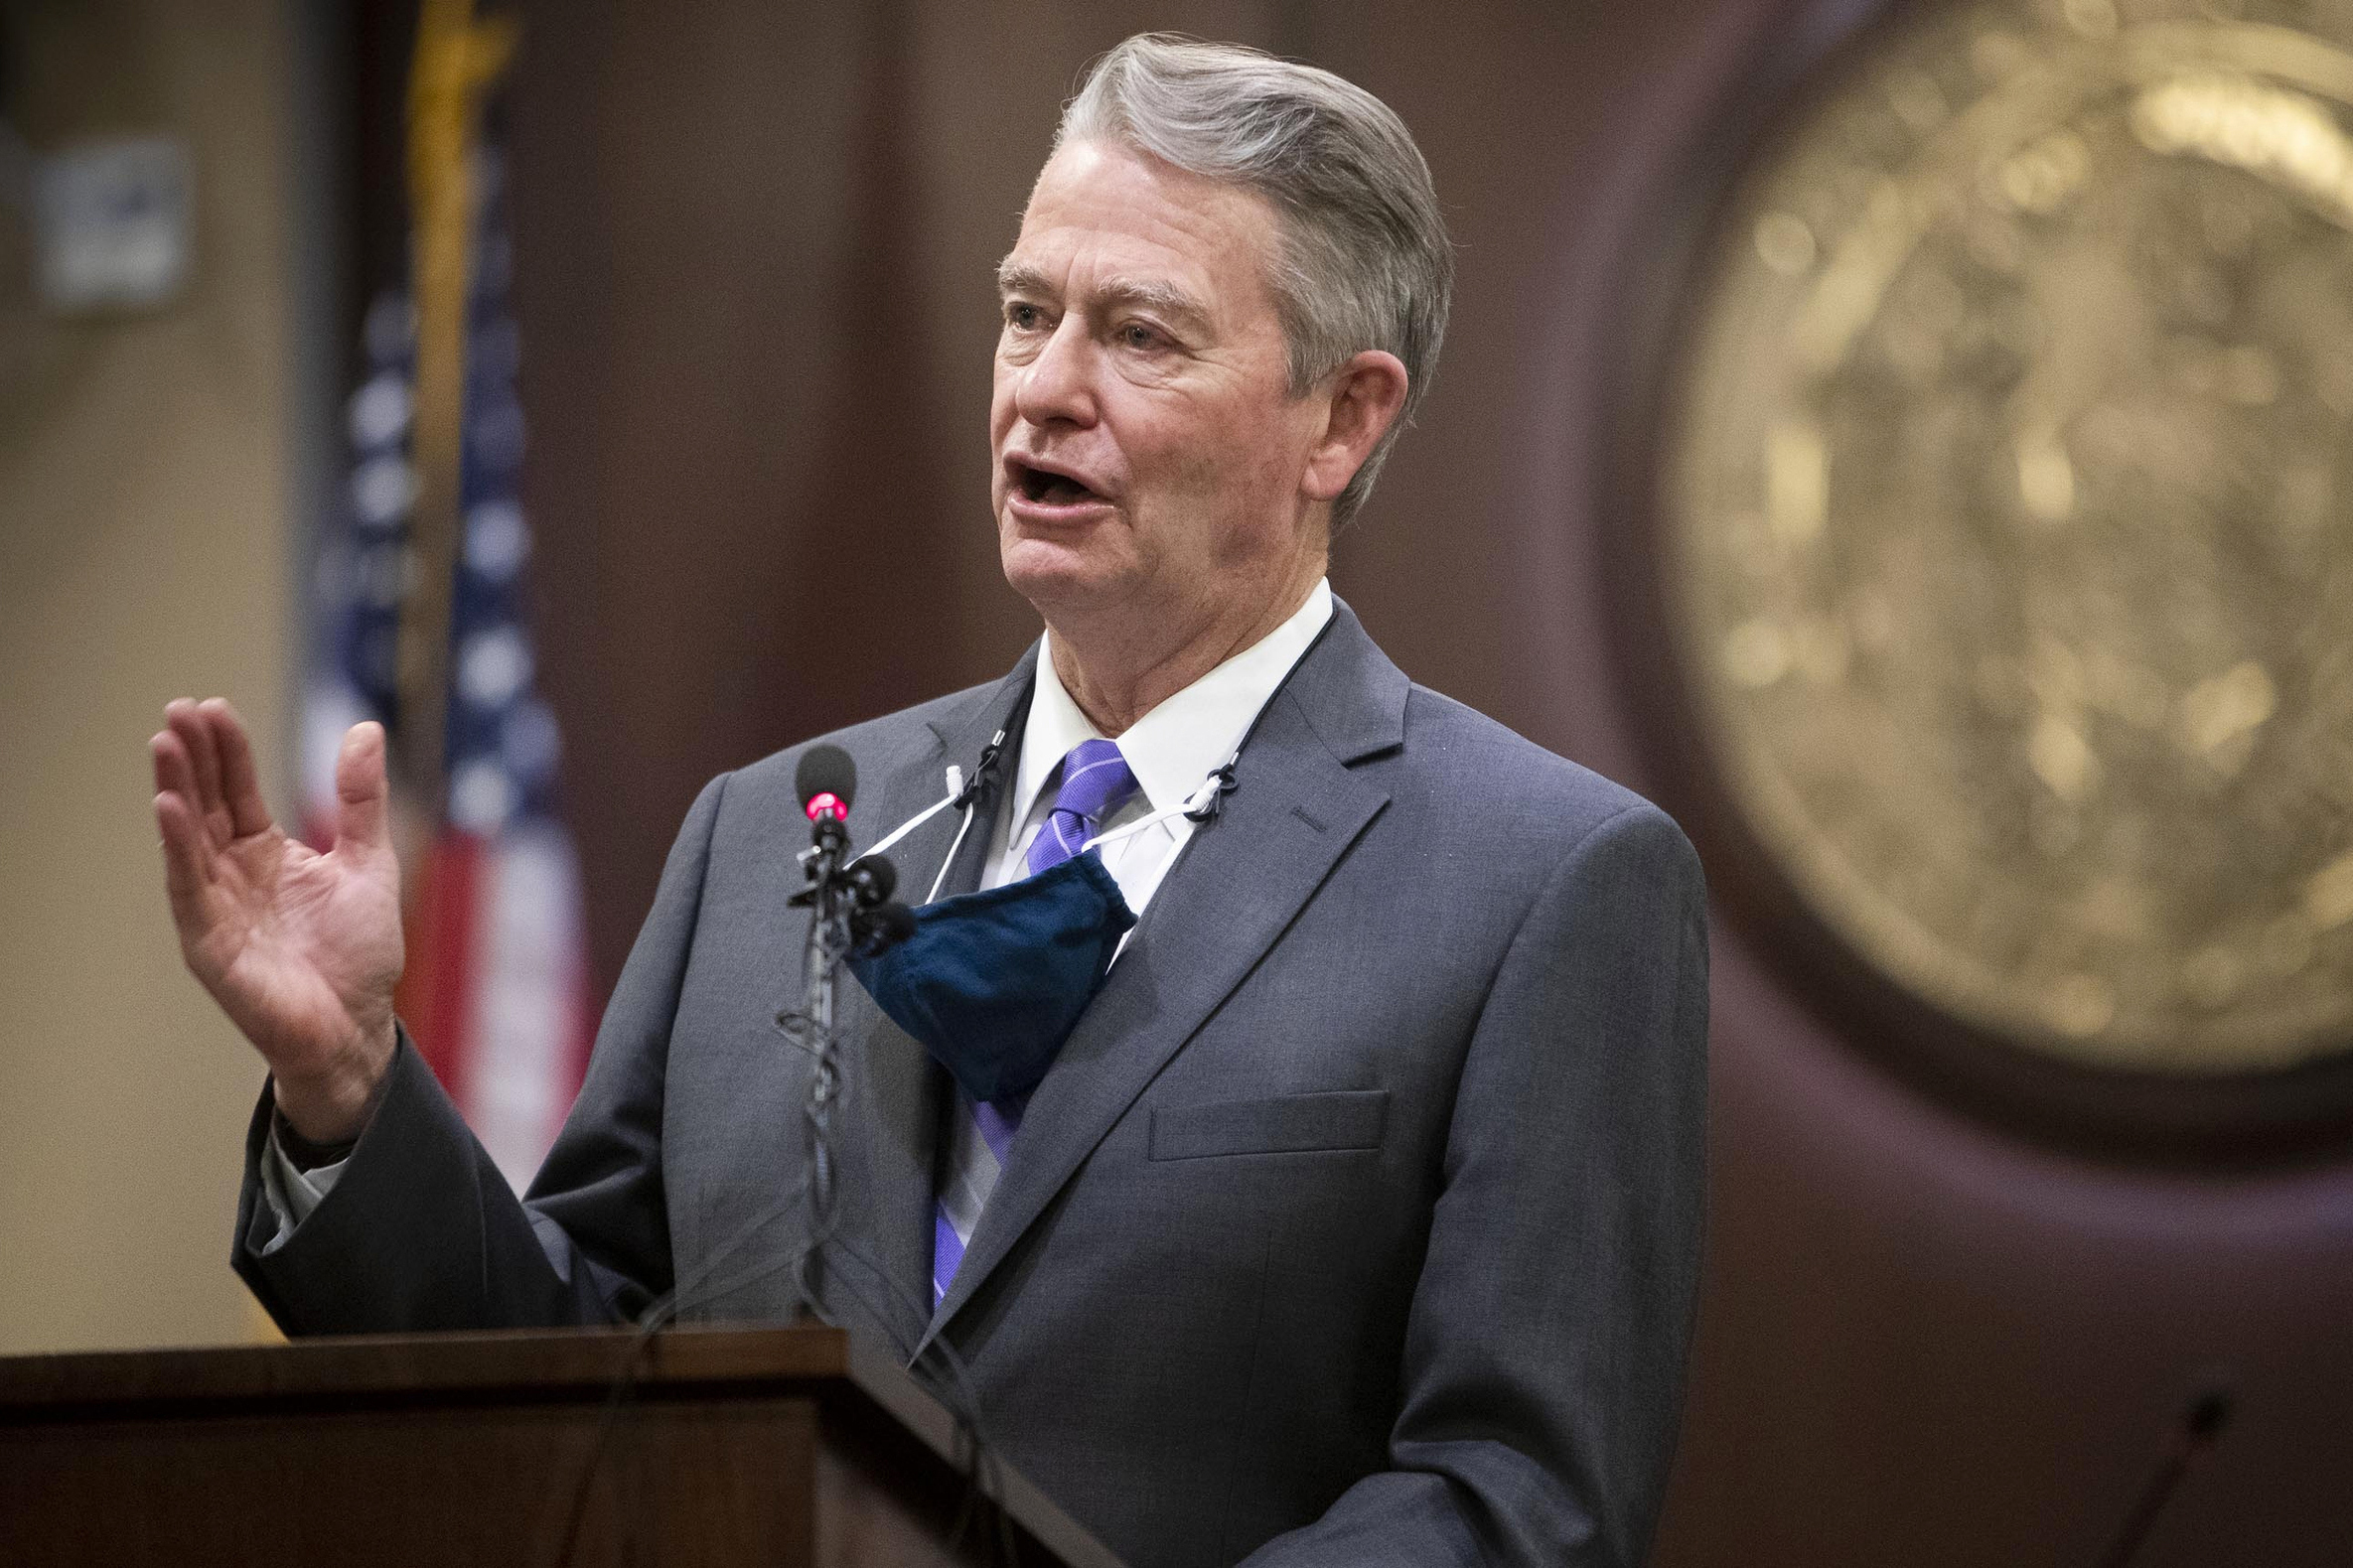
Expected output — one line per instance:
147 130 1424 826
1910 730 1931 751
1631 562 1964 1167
852 900 918 957
790 746 913 954
795 746 894 906
844 845 913 954
846 853 894 905
796 745 856 832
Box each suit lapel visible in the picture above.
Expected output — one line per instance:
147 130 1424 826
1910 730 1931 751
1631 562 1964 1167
829 656 1034 1355
918 603 1409 1348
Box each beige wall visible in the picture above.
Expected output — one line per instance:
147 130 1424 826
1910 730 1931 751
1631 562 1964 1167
0 0 303 1353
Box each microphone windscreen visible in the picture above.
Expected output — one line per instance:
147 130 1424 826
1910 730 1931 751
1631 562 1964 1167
797 745 857 822
854 855 897 902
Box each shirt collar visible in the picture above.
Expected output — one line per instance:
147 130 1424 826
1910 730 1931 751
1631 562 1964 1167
1010 578 1335 826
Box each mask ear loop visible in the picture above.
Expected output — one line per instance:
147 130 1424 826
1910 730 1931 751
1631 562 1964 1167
1074 755 1237 964
1083 751 1239 856
848 765 982 908
878 738 1237 912
1078 749 1239 881
924 726 1010 904
927 789 980 906
850 784 959 870
850 726 1008 907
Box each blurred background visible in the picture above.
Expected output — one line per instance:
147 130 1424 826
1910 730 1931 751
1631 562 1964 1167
1 1 2347 1564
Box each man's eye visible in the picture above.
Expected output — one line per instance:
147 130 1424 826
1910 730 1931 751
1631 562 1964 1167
1005 302 1045 331
1118 323 1164 351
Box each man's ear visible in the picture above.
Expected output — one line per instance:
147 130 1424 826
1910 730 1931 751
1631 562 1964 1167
1301 351 1410 503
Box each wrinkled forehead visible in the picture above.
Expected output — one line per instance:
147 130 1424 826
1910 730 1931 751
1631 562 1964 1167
1002 140 1286 325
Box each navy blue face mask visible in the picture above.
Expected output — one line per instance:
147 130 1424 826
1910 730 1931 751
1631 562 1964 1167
847 850 1136 1103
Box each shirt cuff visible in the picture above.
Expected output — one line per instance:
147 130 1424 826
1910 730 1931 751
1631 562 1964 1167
256 1126 351 1255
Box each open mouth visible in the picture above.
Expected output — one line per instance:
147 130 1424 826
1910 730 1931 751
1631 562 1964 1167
1012 461 1103 507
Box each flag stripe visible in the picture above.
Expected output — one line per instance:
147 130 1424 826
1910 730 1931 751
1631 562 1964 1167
409 833 484 1109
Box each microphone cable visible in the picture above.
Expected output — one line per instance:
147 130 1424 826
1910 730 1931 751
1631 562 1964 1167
554 737 1037 1567
552 990 1011 1566
2093 1377 2235 1568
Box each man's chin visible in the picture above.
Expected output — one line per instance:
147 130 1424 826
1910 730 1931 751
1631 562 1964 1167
998 533 1135 611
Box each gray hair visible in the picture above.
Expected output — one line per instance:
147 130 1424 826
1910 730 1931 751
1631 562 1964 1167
1057 34 1453 530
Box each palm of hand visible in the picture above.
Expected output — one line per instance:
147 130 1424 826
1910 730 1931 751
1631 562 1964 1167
192 824 403 1069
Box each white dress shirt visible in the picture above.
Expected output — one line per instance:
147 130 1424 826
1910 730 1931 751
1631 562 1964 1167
980 576 1334 905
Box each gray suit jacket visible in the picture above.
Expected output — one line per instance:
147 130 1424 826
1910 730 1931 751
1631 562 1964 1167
235 601 1708 1568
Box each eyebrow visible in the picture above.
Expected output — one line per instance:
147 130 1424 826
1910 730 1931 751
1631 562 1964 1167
995 260 1212 332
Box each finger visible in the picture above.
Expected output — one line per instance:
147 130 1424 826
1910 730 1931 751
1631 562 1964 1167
204 698 275 838
155 789 213 934
334 721 392 857
150 733 216 879
165 699 230 836
150 728 200 808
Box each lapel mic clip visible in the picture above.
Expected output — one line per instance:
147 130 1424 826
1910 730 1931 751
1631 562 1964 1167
1183 753 1242 824
952 728 1008 812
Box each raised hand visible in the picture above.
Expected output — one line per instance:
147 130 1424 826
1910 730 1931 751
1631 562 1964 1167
152 698 404 1143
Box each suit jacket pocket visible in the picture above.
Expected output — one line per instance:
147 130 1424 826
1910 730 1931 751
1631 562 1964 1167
1148 1089 1390 1161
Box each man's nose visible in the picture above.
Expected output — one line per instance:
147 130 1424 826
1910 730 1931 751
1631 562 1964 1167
1013 318 1100 428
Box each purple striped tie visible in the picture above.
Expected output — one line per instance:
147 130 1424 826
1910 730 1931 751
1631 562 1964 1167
932 739 1137 1306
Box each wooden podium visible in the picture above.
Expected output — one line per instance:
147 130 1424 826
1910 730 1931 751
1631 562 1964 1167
0 1324 1125 1567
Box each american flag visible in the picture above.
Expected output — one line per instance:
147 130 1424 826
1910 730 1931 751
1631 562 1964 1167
305 141 592 1192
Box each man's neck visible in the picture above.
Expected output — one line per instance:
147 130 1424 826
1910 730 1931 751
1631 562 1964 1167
1044 560 1325 737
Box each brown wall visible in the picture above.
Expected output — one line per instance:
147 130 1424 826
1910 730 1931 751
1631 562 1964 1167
499 3 2353 1564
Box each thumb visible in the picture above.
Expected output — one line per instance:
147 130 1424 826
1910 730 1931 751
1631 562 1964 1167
334 721 392 857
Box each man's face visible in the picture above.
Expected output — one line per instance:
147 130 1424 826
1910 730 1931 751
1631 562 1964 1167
991 141 1328 624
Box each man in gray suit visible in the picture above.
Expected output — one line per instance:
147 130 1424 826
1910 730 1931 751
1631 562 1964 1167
153 35 1706 1568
